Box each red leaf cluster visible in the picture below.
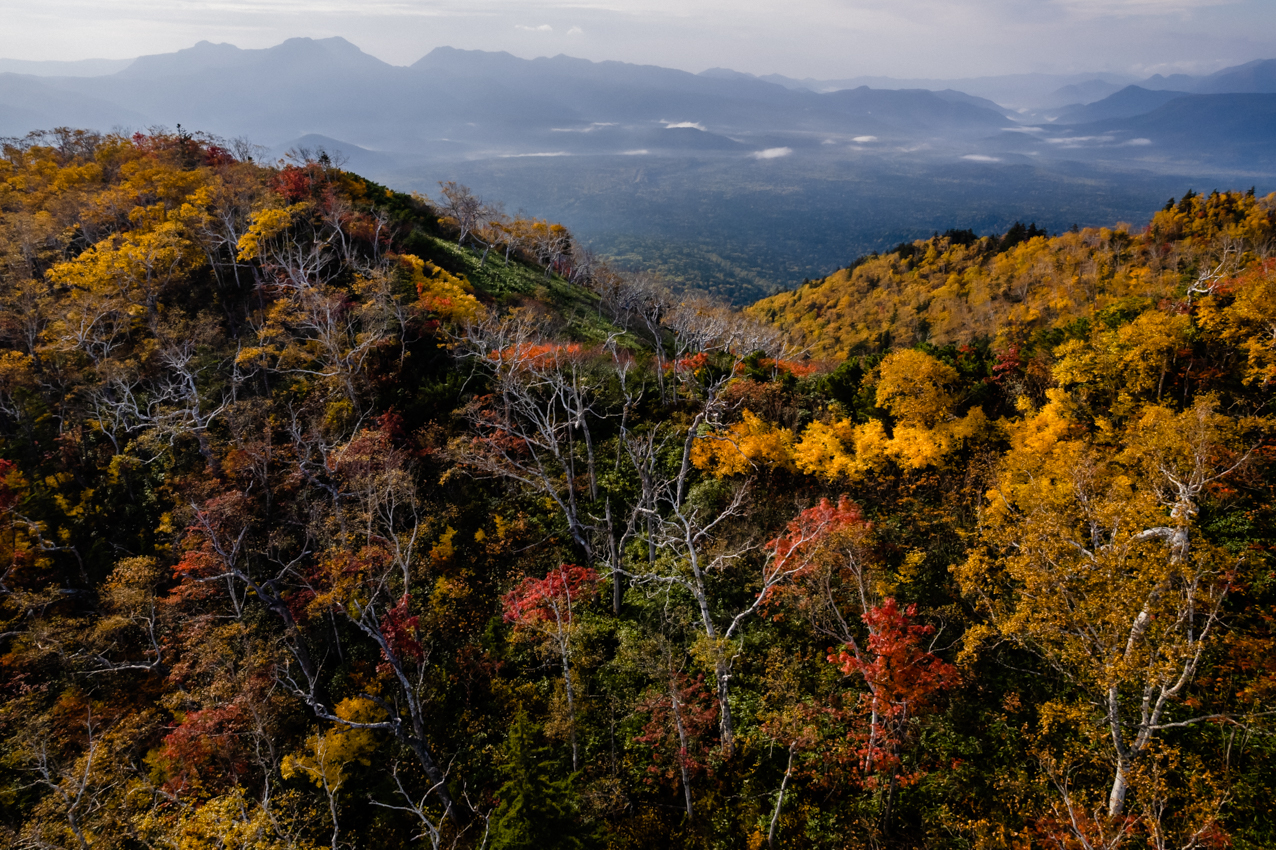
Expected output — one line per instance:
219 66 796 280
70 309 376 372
632 673 719 785
672 352 709 374
502 564 598 629
382 592 424 663
158 702 250 794
273 163 331 204
488 342 585 371
0 458 19 513
988 344 1022 385
769 496 865 574
831 599 957 714
828 599 957 780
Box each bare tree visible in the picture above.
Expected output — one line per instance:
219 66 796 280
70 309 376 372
526 219 572 278
451 312 611 564
450 295 808 758
19 711 110 850
612 307 800 756
180 427 466 827
436 182 494 248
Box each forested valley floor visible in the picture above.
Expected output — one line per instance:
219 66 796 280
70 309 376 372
1 129 1275 849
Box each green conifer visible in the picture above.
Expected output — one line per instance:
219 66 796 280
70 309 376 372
488 709 589 850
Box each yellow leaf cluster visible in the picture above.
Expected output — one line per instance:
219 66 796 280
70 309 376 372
430 524 458 564
1199 262 1276 387
1053 310 1192 416
401 253 485 325
875 348 960 427
691 409 796 476
281 697 382 791
235 205 302 261
793 417 887 480
138 786 321 850
792 349 987 480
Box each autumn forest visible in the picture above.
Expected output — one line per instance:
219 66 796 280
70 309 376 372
0 128 1274 849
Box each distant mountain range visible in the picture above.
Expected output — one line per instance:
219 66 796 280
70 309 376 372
3 38 1272 170
738 59 1276 109
1043 94 1276 170
752 70 1138 110
1143 58 1276 95
1 38 1273 301
0 38 1018 157
1052 86 1193 124
0 57 133 77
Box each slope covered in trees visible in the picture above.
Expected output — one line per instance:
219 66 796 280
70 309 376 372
750 194 1275 359
1 130 1274 850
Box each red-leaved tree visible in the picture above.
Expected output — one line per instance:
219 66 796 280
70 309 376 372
828 599 957 783
502 564 598 770
633 672 719 821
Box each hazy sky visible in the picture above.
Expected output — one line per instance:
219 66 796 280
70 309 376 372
4 0 1275 79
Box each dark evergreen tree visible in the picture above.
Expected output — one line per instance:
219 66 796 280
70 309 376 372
996 220 1047 252
488 710 589 850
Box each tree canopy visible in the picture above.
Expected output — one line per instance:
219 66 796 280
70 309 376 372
1 129 1274 850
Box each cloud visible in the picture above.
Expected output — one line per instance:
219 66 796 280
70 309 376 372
663 121 706 130
551 122 618 132
515 24 553 32
500 151 571 157
621 149 649 155
1123 137 1153 146
961 154 1001 162
752 147 792 159
566 26 584 36
852 135 877 143
1045 135 1115 144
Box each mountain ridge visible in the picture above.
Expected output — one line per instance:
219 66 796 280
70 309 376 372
1053 85 1192 123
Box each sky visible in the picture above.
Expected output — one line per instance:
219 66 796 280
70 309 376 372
3 0 1275 80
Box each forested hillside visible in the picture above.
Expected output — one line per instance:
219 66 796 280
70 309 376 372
750 192 1276 358
1 130 1274 849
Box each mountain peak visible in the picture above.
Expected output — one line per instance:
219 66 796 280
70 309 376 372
1197 57 1276 94
118 40 243 77
274 36 362 55
264 36 392 70
116 36 391 79
411 46 521 72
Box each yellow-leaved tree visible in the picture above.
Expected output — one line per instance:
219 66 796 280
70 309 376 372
1198 260 1276 389
956 391 1260 842
1052 308 1193 418
281 697 382 850
794 349 985 480
691 409 796 476
401 253 485 326
135 786 321 850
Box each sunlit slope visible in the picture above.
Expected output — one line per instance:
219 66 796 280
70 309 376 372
748 190 1276 359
